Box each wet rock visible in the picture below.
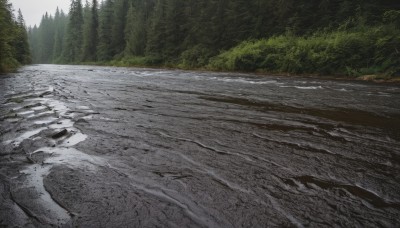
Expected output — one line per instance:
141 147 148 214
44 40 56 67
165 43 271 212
52 129 68 139
27 151 52 164
23 103 42 109
39 91 52 97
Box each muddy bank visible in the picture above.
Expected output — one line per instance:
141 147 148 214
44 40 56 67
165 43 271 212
1 64 400 227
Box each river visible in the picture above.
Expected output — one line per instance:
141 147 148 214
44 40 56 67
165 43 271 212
1 64 400 227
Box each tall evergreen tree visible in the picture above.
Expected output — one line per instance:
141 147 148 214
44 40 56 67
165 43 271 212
124 0 149 56
63 0 84 62
37 13 55 63
82 0 98 61
52 9 68 62
97 0 114 61
0 0 17 71
146 0 166 58
13 9 31 64
111 0 129 57
0 0 31 72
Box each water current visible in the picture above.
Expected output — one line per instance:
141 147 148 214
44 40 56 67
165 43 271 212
0 65 399 227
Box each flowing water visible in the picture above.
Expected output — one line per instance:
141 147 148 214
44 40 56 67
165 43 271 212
1 64 399 227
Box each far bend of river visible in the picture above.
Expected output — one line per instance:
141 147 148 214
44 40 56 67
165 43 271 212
0 64 400 227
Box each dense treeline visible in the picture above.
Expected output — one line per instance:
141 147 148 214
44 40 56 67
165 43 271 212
0 0 31 73
29 0 400 76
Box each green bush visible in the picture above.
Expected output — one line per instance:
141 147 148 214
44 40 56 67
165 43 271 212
110 56 163 67
208 26 400 77
179 45 215 69
0 57 19 73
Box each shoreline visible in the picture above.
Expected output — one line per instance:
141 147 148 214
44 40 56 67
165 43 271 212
25 62 400 84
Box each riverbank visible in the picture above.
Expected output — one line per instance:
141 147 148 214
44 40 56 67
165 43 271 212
66 60 400 84
64 24 400 83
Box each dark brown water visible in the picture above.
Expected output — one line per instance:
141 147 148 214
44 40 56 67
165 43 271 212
1 65 400 227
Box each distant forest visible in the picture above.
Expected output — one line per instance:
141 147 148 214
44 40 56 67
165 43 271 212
0 0 30 73
26 0 400 76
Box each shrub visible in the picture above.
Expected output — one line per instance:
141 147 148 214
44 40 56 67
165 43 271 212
208 26 400 77
179 45 215 68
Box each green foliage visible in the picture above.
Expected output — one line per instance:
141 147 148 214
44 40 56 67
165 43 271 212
0 0 30 73
209 27 400 76
26 0 400 78
179 45 215 69
110 56 162 67
383 10 400 28
82 0 99 62
111 0 129 56
97 0 114 61
124 0 152 57
63 0 84 62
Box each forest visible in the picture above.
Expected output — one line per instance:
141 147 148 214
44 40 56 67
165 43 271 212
18 1 400 76
0 0 30 73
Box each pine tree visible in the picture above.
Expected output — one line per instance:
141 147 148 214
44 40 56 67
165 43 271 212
82 0 98 61
63 0 84 62
145 0 168 59
124 0 149 56
0 0 18 71
28 25 40 63
82 1 92 61
111 0 129 57
13 9 31 64
97 0 114 61
163 0 186 60
37 13 55 63
52 9 68 62
0 0 31 72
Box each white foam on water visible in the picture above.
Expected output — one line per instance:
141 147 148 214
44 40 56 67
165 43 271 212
76 106 90 110
294 86 323 90
218 77 283 85
81 115 93 120
5 118 20 123
32 106 47 111
280 85 323 90
17 110 34 116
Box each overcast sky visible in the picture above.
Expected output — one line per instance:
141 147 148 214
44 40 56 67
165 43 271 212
9 0 71 27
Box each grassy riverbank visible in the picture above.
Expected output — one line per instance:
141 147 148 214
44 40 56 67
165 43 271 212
208 26 400 77
96 25 399 81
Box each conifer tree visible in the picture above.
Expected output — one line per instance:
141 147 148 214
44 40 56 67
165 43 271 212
82 0 98 61
111 0 129 57
0 0 31 71
97 0 114 61
125 0 148 56
12 9 31 64
52 9 68 62
63 0 84 62
0 0 18 71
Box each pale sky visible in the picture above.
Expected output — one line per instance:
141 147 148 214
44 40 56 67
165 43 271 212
9 0 71 27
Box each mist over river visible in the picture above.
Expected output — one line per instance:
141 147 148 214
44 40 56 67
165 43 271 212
1 65 400 227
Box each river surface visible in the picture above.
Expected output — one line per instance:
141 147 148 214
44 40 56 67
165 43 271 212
1 64 400 227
